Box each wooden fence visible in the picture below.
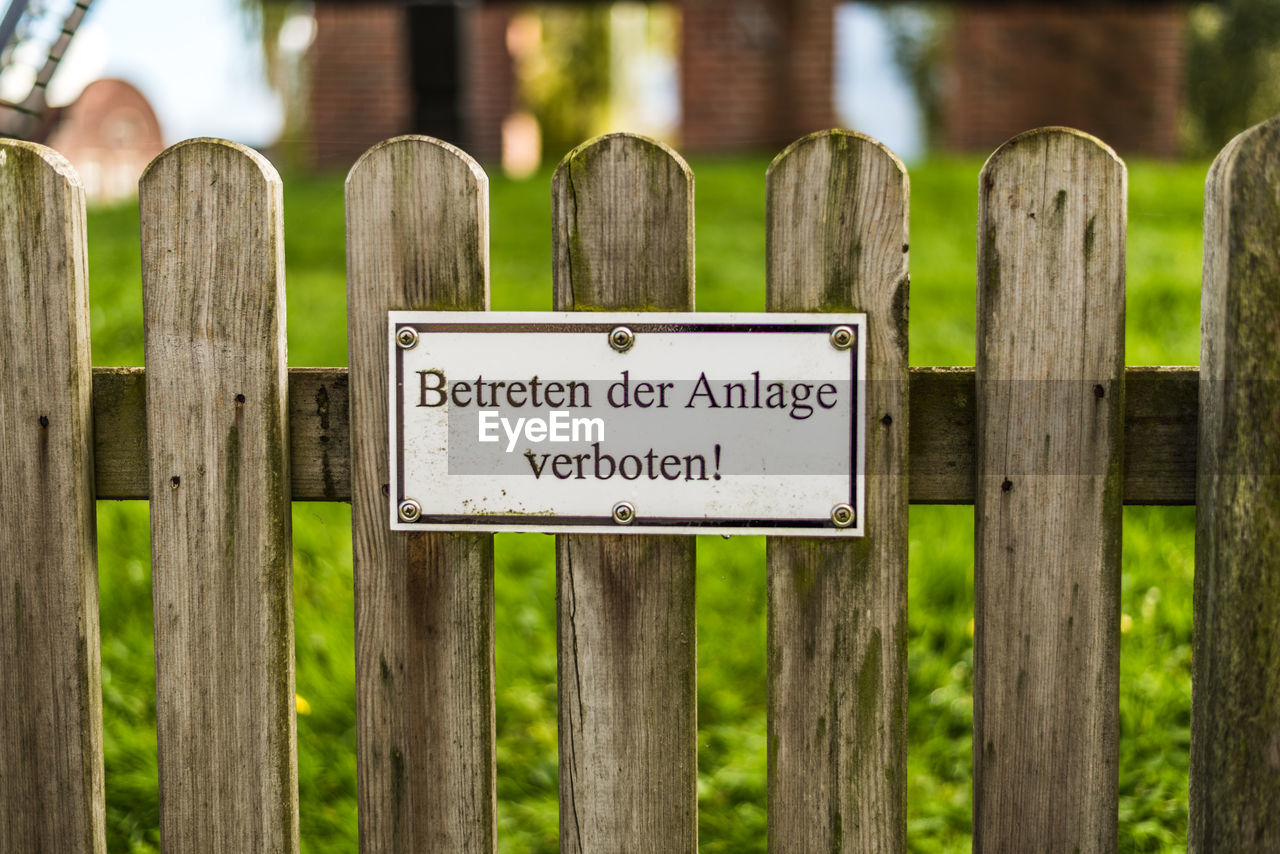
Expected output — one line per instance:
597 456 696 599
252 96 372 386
1 121 1277 852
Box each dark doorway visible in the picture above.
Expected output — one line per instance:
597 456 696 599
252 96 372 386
407 4 464 145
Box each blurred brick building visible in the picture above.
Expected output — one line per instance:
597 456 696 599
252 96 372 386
309 2 514 168
42 78 165 201
944 4 1185 157
307 0 1186 170
307 0 836 169
678 0 835 151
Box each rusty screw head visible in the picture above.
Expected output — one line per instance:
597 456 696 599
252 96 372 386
831 503 855 528
398 499 422 523
608 326 635 353
830 325 855 351
612 501 636 525
396 327 419 349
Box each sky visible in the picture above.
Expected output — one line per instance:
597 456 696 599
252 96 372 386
45 0 285 144
25 0 921 159
837 3 922 159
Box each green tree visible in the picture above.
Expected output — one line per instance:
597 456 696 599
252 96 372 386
877 3 951 152
513 6 612 163
237 0 307 162
1186 0 1280 154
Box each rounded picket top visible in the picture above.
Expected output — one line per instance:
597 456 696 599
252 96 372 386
1201 117 1280 326
1210 115 1280 174
554 131 692 186
139 138 285 334
346 134 487 197
765 128 909 315
1205 115 1280 222
0 137 91 401
1200 116 1280 347
0 137 84 195
977 125 1126 341
140 136 281 192
552 132 694 311
766 128 907 188
980 126 1124 184
0 140 87 257
0 136 90 369
345 135 490 311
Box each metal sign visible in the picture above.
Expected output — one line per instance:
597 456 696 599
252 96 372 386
389 311 866 536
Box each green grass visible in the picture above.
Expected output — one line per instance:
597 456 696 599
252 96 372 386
88 150 1206 852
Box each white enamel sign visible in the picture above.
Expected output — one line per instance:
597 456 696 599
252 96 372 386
389 312 866 536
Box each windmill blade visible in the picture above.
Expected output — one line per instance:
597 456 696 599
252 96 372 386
0 0 33 58
0 0 94 139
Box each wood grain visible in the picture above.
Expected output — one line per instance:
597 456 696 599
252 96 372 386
552 133 697 852
140 138 298 853
92 367 349 503
0 140 105 853
287 367 349 502
765 129 909 852
1192 116 1280 851
92 366 147 498
346 136 495 853
973 128 1125 852
88 365 1198 505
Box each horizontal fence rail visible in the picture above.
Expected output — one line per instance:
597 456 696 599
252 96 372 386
89 365 1198 504
5 118 1280 853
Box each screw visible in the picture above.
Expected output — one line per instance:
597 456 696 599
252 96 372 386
398 499 422 523
831 503 855 528
612 501 636 525
396 327 419 349
830 325 855 351
608 326 635 353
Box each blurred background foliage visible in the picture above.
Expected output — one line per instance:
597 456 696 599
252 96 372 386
1184 0 1280 153
513 6 613 161
869 0 1280 157
876 3 950 151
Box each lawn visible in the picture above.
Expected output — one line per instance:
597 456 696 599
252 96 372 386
88 147 1205 852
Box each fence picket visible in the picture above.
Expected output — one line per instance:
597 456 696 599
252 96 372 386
974 128 1125 851
1193 116 1280 850
346 136 496 852
0 141 104 853
764 130 909 852
552 133 697 852
140 138 298 852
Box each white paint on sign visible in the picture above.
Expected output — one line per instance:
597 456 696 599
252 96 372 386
389 312 866 536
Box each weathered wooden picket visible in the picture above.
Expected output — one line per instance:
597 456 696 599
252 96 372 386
1 120 1277 852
